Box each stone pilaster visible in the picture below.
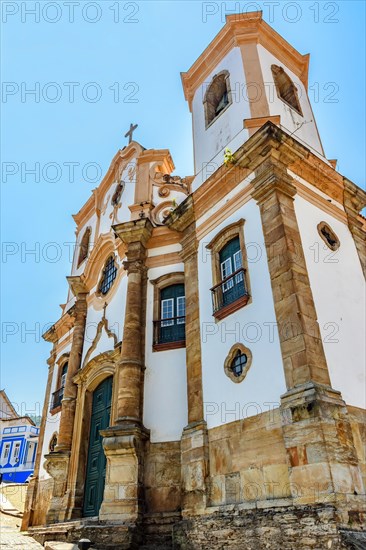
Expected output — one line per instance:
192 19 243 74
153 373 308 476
100 218 152 522
99 426 147 521
251 160 331 390
280 383 364 505
343 178 366 279
56 277 88 451
167 196 209 515
21 344 57 530
62 380 87 521
252 158 364 506
113 218 152 426
45 277 88 523
44 453 71 523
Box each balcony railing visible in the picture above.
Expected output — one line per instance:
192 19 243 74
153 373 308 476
153 316 186 348
50 387 64 411
211 268 250 317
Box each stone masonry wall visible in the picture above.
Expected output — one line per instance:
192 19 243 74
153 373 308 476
144 440 182 513
347 406 366 491
208 408 291 506
173 505 365 550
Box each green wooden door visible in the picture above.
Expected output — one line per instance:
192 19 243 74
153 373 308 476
83 377 112 518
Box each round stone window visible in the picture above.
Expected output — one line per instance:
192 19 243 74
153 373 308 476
317 222 340 251
224 344 252 383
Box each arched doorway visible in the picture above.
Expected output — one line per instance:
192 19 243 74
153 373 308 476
83 376 112 517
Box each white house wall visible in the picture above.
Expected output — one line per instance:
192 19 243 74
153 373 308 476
294 195 366 409
198 198 286 430
143 264 188 443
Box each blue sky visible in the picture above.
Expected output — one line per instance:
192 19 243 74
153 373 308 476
1 1 365 414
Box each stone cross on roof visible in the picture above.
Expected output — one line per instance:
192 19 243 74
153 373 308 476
124 123 138 144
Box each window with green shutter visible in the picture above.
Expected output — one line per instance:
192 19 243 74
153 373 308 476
154 284 186 345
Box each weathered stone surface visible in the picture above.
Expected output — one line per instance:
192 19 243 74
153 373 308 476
173 505 366 550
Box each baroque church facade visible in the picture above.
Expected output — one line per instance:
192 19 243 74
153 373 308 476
23 12 366 549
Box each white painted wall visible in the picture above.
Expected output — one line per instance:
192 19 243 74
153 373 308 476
295 195 366 408
143 263 188 442
258 44 324 157
191 47 251 189
81 271 127 366
198 198 286 430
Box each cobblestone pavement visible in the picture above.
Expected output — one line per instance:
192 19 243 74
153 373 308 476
0 512 43 549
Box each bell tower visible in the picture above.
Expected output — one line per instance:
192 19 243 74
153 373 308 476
181 11 325 190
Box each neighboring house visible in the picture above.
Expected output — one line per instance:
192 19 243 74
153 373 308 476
0 390 39 483
22 11 365 549
0 389 18 420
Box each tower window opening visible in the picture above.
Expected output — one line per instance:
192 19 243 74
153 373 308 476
204 71 232 127
271 65 303 116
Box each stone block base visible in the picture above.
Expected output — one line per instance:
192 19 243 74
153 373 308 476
28 503 366 549
29 519 140 549
172 504 366 550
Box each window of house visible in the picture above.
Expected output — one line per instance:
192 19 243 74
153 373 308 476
77 227 91 267
3 443 11 460
207 220 250 320
99 255 118 295
13 443 21 462
151 274 186 351
204 71 232 128
24 441 34 465
224 344 252 383
271 65 303 116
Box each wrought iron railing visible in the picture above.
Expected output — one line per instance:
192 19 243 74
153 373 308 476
210 268 249 314
153 316 186 346
50 387 64 411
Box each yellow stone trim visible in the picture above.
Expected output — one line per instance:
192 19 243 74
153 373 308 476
224 343 253 384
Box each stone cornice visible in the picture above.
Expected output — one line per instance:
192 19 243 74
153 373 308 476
113 218 153 247
138 148 175 173
165 195 195 233
43 310 75 343
343 178 366 215
190 122 362 223
251 159 297 203
66 275 88 297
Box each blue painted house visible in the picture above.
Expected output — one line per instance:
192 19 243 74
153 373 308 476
0 390 39 483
